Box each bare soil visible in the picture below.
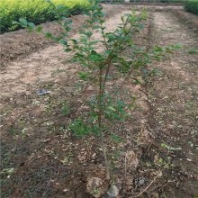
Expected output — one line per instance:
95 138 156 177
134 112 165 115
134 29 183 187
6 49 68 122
146 11 198 197
1 4 198 198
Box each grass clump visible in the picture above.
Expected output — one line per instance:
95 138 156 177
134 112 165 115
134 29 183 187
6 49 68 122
0 0 89 33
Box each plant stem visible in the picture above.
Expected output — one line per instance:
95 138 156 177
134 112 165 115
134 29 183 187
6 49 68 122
98 67 110 181
96 16 136 180
102 15 132 93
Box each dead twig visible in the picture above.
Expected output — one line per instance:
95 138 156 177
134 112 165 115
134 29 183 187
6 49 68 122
134 171 162 198
124 151 127 181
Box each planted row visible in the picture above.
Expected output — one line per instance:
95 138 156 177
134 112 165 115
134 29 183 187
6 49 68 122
0 0 89 34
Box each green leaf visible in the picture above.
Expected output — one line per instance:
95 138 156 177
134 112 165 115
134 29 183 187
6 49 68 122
173 43 182 49
153 46 164 53
19 18 28 26
161 143 182 151
111 134 122 143
78 71 90 81
69 118 91 137
59 39 68 46
65 48 72 52
107 106 116 112
28 22 35 29
89 50 103 63
188 48 198 54
12 21 19 25
61 103 70 116
82 31 93 37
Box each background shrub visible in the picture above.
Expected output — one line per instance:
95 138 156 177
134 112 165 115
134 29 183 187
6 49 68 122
159 0 185 3
185 0 198 15
0 0 89 34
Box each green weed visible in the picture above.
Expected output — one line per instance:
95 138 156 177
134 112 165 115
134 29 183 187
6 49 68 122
188 48 198 54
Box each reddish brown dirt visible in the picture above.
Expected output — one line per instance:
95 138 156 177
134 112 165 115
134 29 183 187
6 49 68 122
1 4 198 198
147 11 198 197
172 9 198 33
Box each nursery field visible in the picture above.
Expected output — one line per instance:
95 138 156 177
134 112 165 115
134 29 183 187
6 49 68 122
1 3 198 198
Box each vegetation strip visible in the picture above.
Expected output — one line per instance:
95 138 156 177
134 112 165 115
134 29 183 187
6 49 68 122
185 0 198 15
0 0 89 33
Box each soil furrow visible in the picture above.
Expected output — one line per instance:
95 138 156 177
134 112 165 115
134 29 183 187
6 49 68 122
0 9 131 100
0 5 130 68
149 11 198 197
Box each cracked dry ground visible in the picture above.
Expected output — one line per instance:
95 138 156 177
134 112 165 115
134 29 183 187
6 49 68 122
1 5 198 198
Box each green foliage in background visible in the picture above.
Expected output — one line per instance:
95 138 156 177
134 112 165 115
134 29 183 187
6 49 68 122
185 0 198 15
159 0 185 3
0 0 89 33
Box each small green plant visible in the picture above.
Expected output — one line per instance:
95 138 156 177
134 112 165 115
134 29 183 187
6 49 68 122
17 0 180 182
161 142 182 151
7 126 16 135
0 168 15 179
188 48 198 54
61 102 71 116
